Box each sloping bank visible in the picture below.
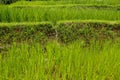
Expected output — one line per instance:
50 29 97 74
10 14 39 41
0 20 120 44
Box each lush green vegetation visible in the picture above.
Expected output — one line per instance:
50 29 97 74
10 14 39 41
4 0 120 5
1 0 120 6
0 0 120 80
0 41 120 80
0 7 120 22
0 21 120 44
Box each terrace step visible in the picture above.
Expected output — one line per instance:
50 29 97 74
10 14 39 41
0 20 120 44
9 4 120 8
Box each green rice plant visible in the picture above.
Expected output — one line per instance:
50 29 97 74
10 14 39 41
0 40 120 80
11 0 120 5
0 7 120 22
9 4 120 10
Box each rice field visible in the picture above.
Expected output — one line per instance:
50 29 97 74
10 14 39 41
12 0 120 5
0 0 120 80
0 7 120 22
0 41 120 80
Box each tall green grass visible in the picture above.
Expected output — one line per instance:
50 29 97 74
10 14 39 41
12 0 120 5
0 41 120 80
0 7 119 22
0 1 120 79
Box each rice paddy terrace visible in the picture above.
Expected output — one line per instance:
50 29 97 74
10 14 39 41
0 0 120 80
